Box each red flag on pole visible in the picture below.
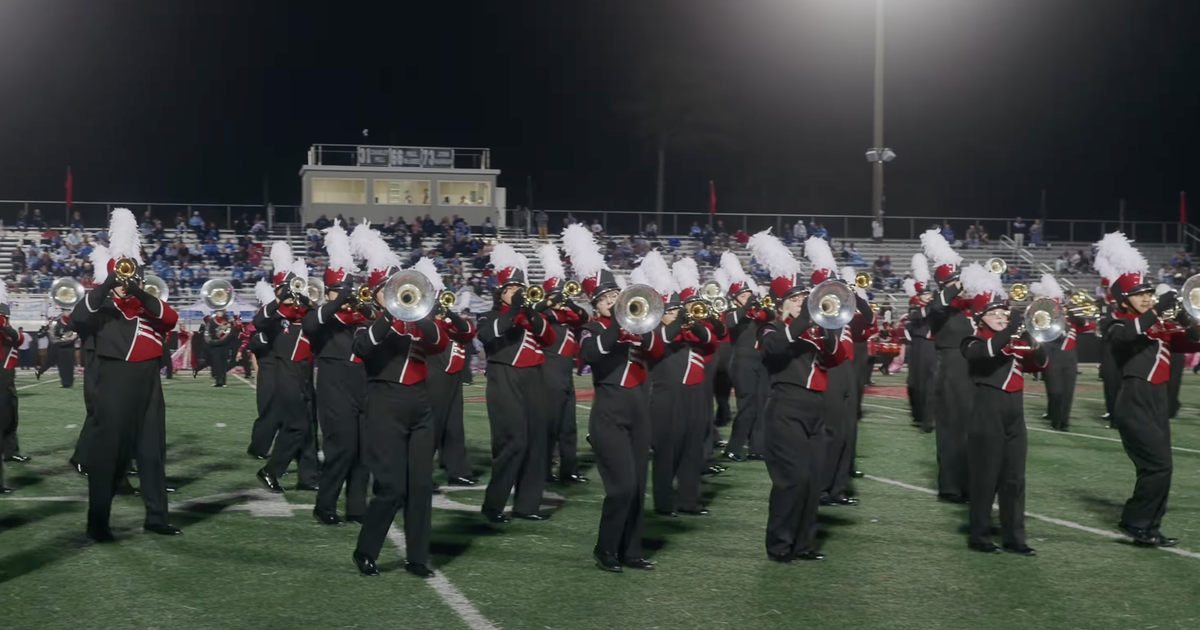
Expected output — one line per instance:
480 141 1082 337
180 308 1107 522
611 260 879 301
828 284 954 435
65 167 73 208
1181 191 1187 224
709 180 717 216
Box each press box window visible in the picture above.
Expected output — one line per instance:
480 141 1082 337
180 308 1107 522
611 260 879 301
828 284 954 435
438 182 491 206
374 180 431 205
312 178 366 204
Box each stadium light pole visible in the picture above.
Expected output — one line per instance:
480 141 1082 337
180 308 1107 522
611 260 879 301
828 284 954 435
864 0 894 236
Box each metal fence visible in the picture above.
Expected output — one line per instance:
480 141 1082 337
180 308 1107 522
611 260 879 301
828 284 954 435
0 200 302 231
507 209 1190 246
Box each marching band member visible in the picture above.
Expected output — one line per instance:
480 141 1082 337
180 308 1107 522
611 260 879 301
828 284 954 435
841 265 876 479
702 284 732 475
477 244 558 522
50 310 77 388
905 255 936 432
921 228 974 504
422 260 479 488
1156 284 1188 419
70 245 111 477
1031 273 1096 432
70 208 180 541
304 219 369 525
0 283 27 494
804 238 862 506
245 280 279 459
719 252 769 462
959 264 1046 556
1096 233 1200 547
350 241 453 578
537 240 589 484
752 229 847 562
650 257 720 517
1094 275 1119 427
207 308 235 388
569 237 666 571
253 242 319 494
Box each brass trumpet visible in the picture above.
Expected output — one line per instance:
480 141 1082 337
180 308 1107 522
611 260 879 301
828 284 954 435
1067 289 1099 319
1010 283 1029 302
114 257 138 284
342 284 375 311
759 295 775 311
288 275 309 298
562 280 581 298
686 300 710 322
854 272 872 290
524 285 545 305
437 290 457 317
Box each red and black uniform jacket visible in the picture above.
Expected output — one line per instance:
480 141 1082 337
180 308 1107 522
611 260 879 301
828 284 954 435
353 315 453 385
72 288 179 363
758 316 850 391
961 327 1049 392
477 303 557 368
1105 310 1200 385
253 301 312 363
579 315 667 388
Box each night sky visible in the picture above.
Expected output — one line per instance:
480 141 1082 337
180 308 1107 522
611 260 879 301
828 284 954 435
0 0 1197 224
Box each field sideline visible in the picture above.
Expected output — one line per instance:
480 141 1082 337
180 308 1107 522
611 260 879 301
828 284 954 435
3 368 1200 630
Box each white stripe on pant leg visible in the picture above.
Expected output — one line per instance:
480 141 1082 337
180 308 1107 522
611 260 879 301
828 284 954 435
385 529 500 630
863 475 1200 561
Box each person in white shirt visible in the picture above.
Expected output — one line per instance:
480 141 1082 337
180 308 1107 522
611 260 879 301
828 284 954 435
793 221 807 242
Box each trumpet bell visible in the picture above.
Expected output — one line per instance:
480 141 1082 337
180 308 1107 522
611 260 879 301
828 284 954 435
525 285 546 304
288 275 308 297
1180 274 1200 320
807 280 857 329
563 280 582 298
759 296 775 311
382 269 437 322
200 278 235 311
854 272 872 290
114 257 138 282
144 275 169 302
1010 283 1029 302
50 277 85 309
687 301 710 320
614 284 665 335
307 278 326 305
1024 297 1067 343
986 258 1007 275
439 290 458 308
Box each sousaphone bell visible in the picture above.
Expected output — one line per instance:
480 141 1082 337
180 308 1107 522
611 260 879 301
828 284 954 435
1017 297 1066 344
306 278 326 305
381 269 437 322
201 278 235 311
614 284 665 335
50 277 85 309
144 274 169 302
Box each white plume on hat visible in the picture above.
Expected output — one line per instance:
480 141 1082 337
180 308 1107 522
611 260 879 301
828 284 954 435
560 224 607 280
719 251 750 286
903 278 917 297
959 263 1002 299
842 266 868 299
291 257 309 280
270 241 294 277
636 250 675 295
1156 283 1175 297
803 236 838 274
414 257 445 290
90 244 112 281
615 274 629 290
0 276 7 306
255 279 275 306
1093 232 1148 280
537 243 566 282
748 229 800 279
672 257 700 291
712 268 732 293
911 253 930 285
108 208 143 263
629 268 648 286
322 219 359 274
920 228 961 267
1030 273 1064 301
352 224 402 273
489 243 528 276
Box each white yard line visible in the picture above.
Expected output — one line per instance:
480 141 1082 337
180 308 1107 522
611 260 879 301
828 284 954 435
385 529 500 630
864 474 1200 561
233 373 255 390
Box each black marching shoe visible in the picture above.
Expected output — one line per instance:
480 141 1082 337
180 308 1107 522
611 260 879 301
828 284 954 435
1002 544 1037 556
701 465 725 477
563 474 590 483
482 508 511 524
87 524 116 543
679 508 710 516
446 477 477 487
545 473 559 483
256 468 284 494
594 551 624 573
723 450 746 463
795 551 826 561
968 541 1002 554
246 448 267 460
513 511 552 521
313 510 345 526
621 557 655 570
655 509 678 518
144 523 183 536
937 493 969 504
353 551 379 576
69 459 87 477
4 454 30 463
768 552 797 564
345 515 365 525
714 440 729 449
405 562 436 578
851 470 864 478
295 483 319 492
821 495 858 507
1120 522 1179 547
0 486 14 494
746 453 766 461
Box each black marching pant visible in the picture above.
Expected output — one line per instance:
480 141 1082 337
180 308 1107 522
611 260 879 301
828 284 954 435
161 347 173 379
650 381 707 513
907 338 937 431
712 343 733 428
263 359 320 487
967 386 1028 547
1044 346 1078 430
0 370 16 487
210 345 228 386
935 348 974 498
1100 343 1119 417
482 363 548 515
590 383 651 559
71 349 99 467
315 358 369 519
853 341 870 419
247 355 277 457
57 344 75 388
87 358 169 528
822 361 857 498
1168 352 1184 419
726 349 767 457
544 354 579 478
428 366 473 480
355 381 434 565
1113 377 1172 532
764 385 825 558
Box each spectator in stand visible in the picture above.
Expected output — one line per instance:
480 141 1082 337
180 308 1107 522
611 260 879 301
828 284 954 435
1055 253 1069 274
31 209 46 229
590 219 603 236
536 210 549 240
482 216 496 236
1159 264 1172 283
1012 216 1027 248
1029 219 1043 247
644 221 658 239
188 211 205 237
314 214 332 230
814 223 829 242
965 225 980 249
734 229 750 245
941 223 955 246
689 222 703 239
793 220 807 243
70 211 85 230
872 218 884 243
11 247 25 274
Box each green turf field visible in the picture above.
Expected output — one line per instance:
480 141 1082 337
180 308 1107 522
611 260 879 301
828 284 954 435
3 367 1200 630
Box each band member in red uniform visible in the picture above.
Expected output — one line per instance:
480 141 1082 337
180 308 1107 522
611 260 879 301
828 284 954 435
421 258 478 487
568 232 667 572
1095 232 1200 547
71 208 180 542
50 310 77 388
0 283 29 494
478 244 558 522
207 308 235 387
719 252 769 463
254 241 318 494
959 264 1046 555
922 228 974 504
1030 273 1097 432
841 265 877 482
246 280 279 459
350 238 453 578
751 229 847 562
650 257 721 517
1094 275 1119 427
70 245 112 477
904 254 936 432
536 241 589 484
305 219 370 525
